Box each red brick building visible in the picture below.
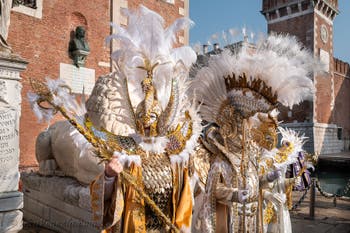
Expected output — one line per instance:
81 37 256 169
8 0 189 170
261 0 350 154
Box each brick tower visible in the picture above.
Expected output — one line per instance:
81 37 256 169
261 0 345 155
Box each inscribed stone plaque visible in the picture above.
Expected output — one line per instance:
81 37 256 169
320 49 330 72
0 108 19 192
60 63 95 95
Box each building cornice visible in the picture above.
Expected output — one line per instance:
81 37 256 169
261 0 338 25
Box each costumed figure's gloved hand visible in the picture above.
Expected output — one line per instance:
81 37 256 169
237 189 249 204
215 183 249 205
267 169 282 182
263 190 286 206
105 155 123 177
285 177 297 187
229 189 249 204
103 154 123 200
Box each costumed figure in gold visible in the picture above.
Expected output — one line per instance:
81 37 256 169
260 127 314 233
28 6 201 233
191 34 324 233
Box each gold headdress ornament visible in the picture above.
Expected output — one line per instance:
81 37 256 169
134 58 181 138
135 59 160 136
223 73 278 119
224 73 278 106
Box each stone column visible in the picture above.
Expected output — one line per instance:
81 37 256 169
0 52 27 233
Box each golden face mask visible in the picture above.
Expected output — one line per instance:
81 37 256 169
135 98 162 137
134 59 180 137
251 113 278 150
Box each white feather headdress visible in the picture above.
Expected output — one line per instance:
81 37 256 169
193 33 325 123
276 126 307 168
107 5 196 111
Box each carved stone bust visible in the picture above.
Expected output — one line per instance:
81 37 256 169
68 26 90 67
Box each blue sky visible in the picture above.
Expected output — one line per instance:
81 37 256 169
189 1 350 63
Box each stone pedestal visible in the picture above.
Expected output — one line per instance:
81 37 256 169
22 172 100 233
0 51 27 233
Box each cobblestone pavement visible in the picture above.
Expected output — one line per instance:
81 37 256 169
20 191 350 233
291 190 350 233
20 222 56 233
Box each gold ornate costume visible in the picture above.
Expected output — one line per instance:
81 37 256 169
194 75 276 233
191 34 324 233
29 6 201 233
87 6 201 233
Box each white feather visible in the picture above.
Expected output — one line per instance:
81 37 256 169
274 127 307 169
27 92 54 123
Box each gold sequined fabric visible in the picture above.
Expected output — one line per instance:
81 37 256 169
193 144 211 187
142 153 173 231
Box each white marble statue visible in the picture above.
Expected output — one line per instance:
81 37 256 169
0 0 13 53
35 73 130 184
0 0 12 40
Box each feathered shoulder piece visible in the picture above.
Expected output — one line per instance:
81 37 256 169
192 33 325 123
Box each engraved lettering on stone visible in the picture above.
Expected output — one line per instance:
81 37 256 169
0 109 19 191
60 63 95 95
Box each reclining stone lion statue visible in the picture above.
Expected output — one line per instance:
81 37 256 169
35 73 131 184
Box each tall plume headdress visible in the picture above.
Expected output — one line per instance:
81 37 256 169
193 33 325 123
106 5 197 137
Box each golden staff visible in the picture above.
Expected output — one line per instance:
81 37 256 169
240 119 248 233
29 78 180 233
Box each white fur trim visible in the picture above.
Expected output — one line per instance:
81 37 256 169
130 134 169 154
113 151 141 167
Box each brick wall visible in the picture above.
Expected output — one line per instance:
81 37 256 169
333 58 350 139
8 0 110 169
262 0 290 12
314 13 334 124
262 0 349 154
268 13 314 52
